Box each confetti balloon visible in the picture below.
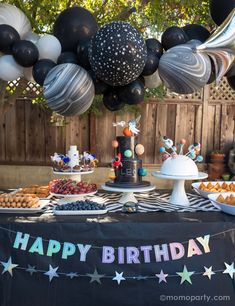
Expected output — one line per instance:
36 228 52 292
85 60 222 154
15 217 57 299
89 22 147 86
159 44 211 94
0 4 31 38
44 63 95 116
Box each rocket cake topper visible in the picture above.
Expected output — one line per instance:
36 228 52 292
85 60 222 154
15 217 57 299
113 115 141 136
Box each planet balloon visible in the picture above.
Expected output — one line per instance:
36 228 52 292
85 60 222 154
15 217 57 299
54 7 98 52
103 90 125 111
36 34 61 62
32 59 56 86
183 24 210 43
135 144 145 155
24 32 40 44
145 38 163 58
124 149 132 158
0 55 23 81
210 0 235 25
0 24 20 54
44 64 95 116
12 40 39 67
0 4 31 38
89 22 147 86
158 44 211 94
112 140 119 148
161 26 188 51
117 79 145 105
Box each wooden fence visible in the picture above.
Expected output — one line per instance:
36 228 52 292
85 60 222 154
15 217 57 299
0 78 234 165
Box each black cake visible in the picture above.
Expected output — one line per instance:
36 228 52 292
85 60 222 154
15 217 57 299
106 136 150 188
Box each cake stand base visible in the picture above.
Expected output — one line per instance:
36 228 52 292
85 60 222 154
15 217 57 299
52 170 94 183
152 172 208 206
101 184 155 204
50 191 97 205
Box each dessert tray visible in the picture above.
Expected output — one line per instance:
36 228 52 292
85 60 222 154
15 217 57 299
192 181 235 199
208 192 235 216
0 199 50 214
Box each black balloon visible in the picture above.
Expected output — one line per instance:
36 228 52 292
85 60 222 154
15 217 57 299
53 7 98 52
57 52 78 64
227 76 235 91
145 38 163 58
12 40 39 67
89 70 109 95
210 0 235 25
77 40 91 70
183 24 210 43
161 26 188 51
89 22 147 86
103 90 124 111
142 51 159 76
0 24 20 54
226 63 235 78
117 79 145 105
207 57 216 84
32 59 56 86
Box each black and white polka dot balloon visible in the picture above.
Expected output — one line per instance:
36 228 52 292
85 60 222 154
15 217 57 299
43 63 95 116
89 22 147 86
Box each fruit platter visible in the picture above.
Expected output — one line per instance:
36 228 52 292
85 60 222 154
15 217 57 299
53 199 107 215
49 179 97 203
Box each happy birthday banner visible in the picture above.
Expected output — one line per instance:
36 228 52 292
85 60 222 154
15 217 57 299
1 226 235 285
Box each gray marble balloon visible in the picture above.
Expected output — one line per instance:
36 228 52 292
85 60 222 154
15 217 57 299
196 9 235 85
158 44 211 94
0 4 31 39
44 64 95 116
89 21 147 86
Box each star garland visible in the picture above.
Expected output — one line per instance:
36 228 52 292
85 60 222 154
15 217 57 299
1 256 235 285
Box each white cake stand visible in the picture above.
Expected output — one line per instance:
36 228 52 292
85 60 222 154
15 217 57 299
101 184 156 204
50 191 97 204
152 171 208 206
53 169 94 182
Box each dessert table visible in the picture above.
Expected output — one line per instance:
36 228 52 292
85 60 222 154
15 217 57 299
0 190 234 306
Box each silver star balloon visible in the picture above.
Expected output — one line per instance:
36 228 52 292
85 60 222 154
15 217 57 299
196 9 235 84
44 265 59 282
87 268 105 284
1 257 18 277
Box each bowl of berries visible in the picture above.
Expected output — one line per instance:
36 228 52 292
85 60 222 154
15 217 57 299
53 199 107 215
49 179 97 200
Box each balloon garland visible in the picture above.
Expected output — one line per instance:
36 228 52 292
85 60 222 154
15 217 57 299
0 3 234 116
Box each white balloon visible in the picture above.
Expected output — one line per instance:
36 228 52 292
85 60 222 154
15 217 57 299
24 32 40 44
0 4 31 39
23 67 35 82
0 55 23 81
36 34 62 62
144 70 162 89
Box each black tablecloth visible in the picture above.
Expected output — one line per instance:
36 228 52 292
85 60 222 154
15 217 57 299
0 199 235 305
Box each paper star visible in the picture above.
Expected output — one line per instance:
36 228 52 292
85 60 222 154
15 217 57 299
112 271 125 285
155 270 168 283
223 262 235 279
66 272 78 279
1 257 18 277
203 266 215 280
26 265 37 276
176 265 195 285
87 269 105 284
44 265 59 282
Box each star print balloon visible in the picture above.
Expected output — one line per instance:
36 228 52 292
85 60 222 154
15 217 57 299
89 21 147 86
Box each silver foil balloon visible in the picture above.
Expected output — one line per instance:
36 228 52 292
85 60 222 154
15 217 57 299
196 8 235 84
144 70 162 89
158 44 211 94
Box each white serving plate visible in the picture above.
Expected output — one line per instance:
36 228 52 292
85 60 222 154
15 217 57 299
53 207 107 216
208 192 235 215
192 181 235 199
53 170 94 175
0 199 50 214
50 190 97 198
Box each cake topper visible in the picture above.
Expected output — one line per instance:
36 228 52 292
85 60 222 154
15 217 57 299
160 136 203 163
112 153 122 169
112 115 141 136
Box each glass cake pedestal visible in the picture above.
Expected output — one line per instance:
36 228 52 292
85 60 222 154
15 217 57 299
52 169 94 183
101 184 156 204
152 171 208 206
